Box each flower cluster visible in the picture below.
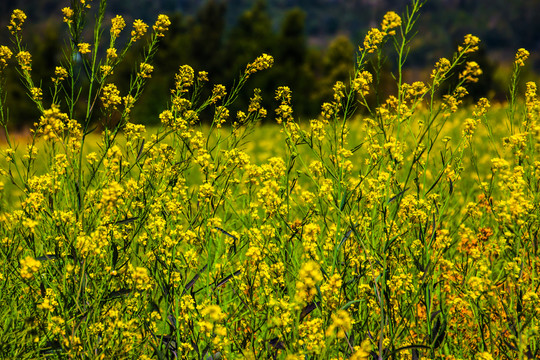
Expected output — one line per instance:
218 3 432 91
152 14 171 37
20 256 41 280
245 53 274 76
8 9 26 35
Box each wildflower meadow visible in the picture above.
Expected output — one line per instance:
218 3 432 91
0 0 539 359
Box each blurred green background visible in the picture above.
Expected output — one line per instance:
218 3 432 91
1 0 538 128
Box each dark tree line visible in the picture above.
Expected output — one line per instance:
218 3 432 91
0 0 535 127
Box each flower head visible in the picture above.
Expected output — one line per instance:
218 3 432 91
245 53 274 76
78 43 91 55
362 28 385 53
138 63 154 79
515 48 530 67
153 14 171 37
62 7 74 24
110 15 125 38
211 84 227 104
52 66 68 84
101 83 121 110
16 51 32 72
381 11 401 36
36 105 69 141
131 19 148 42
0 46 12 72
459 34 480 54
460 61 482 83
20 256 41 280
8 9 26 35
326 309 353 338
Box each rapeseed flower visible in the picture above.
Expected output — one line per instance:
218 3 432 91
61 7 73 24
459 34 480 53
30 87 42 102
101 83 121 110
245 53 274 76
36 105 68 141
353 70 372 97
0 46 12 72
16 50 31 72
20 256 41 280
362 28 385 53
211 84 227 104
153 14 171 37
460 61 482 83
381 11 401 35
351 339 372 360
110 15 125 38
138 62 153 79
326 309 353 339
52 66 68 84
131 19 148 41
295 260 323 304
514 48 529 67
77 42 91 54
8 9 26 35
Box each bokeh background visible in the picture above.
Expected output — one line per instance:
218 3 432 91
1 0 539 128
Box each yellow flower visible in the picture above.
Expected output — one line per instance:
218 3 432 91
174 64 194 91
37 105 69 141
458 34 480 53
106 47 117 61
110 15 125 38
0 46 12 72
62 7 74 24
123 95 135 113
30 87 42 102
515 48 530 67
351 339 372 360
20 256 41 280
78 42 91 54
381 11 401 36
211 84 227 103
214 106 229 128
131 19 148 41
431 57 451 81
101 83 121 110
476 352 494 360
153 14 171 37
245 53 274 76
99 181 124 211
52 66 68 83
197 71 209 82
362 28 385 53
16 51 32 72
200 304 225 322
8 9 26 34
326 309 353 338
100 65 113 77
130 265 152 291
138 62 154 79
295 260 323 304
353 70 373 96
460 61 482 83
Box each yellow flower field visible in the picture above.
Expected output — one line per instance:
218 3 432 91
0 0 538 359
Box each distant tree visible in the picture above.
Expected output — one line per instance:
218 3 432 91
189 0 227 79
274 8 315 118
317 35 355 104
223 0 277 117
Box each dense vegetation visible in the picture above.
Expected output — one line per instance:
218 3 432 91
0 0 539 359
